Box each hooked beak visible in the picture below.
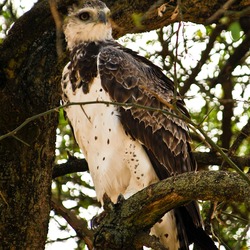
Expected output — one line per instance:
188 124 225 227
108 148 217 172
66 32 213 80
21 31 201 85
98 11 107 24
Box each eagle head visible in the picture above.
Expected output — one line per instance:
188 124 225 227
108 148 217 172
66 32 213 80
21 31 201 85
64 0 112 50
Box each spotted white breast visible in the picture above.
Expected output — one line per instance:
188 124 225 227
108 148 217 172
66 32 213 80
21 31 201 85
62 63 160 202
62 63 179 249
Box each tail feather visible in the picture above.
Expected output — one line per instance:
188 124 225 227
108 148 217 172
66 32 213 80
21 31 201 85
174 204 218 250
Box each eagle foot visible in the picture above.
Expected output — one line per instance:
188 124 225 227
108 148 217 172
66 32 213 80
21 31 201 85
91 210 108 229
102 193 115 211
116 193 125 205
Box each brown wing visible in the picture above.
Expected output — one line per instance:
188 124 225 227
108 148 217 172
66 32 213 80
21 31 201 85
98 45 196 178
98 44 218 250
98 43 217 250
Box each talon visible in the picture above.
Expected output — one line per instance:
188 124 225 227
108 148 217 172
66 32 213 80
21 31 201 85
103 193 114 211
91 211 107 229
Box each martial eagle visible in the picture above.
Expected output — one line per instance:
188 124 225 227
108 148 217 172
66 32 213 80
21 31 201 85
61 0 217 249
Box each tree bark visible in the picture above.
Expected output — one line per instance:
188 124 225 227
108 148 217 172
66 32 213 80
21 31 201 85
0 0 249 249
0 1 63 248
94 171 250 249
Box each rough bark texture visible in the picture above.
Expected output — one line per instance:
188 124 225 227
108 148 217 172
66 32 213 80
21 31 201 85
94 171 250 249
0 2 63 248
0 0 249 249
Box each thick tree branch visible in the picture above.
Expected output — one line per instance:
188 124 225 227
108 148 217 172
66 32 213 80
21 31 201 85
51 171 250 249
93 171 249 249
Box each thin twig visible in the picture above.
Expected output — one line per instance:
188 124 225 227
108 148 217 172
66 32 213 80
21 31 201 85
211 30 250 88
228 118 250 156
205 0 237 25
0 101 180 142
180 24 226 96
51 197 94 249
0 0 8 11
1 100 249 184
49 0 64 57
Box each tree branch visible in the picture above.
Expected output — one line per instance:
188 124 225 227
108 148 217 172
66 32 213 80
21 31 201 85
93 171 250 249
210 29 250 88
180 24 226 96
228 118 250 156
193 152 250 169
53 157 88 179
205 0 238 25
51 197 94 249
51 171 250 249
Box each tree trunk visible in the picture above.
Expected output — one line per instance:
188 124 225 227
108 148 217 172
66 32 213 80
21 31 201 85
0 2 63 248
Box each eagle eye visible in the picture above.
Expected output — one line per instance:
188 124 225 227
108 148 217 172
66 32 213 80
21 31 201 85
78 11 90 21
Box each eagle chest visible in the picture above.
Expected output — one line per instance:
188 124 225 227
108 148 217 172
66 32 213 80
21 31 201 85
62 66 158 203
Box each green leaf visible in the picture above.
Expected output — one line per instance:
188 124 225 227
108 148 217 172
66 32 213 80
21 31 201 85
228 22 242 41
132 13 143 28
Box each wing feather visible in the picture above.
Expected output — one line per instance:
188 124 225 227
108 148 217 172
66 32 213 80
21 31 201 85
98 45 215 248
98 45 196 176
65 40 217 249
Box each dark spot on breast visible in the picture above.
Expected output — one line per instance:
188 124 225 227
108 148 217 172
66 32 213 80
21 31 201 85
109 128 111 132
99 88 103 92
111 111 114 115
164 234 168 238
107 139 110 144
103 157 105 161
94 136 98 140
137 177 140 180
158 219 163 223
97 166 99 170
141 174 144 177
